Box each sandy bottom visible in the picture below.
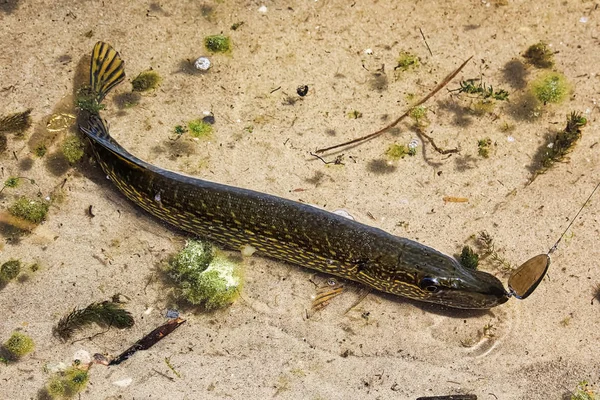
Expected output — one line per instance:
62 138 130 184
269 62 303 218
1 1 599 399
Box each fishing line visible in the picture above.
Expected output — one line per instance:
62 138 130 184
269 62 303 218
508 180 600 299
548 180 600 255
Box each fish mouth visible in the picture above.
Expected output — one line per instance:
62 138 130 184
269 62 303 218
432 270 510 309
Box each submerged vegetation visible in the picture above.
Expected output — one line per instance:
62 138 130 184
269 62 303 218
409 106 429 127
8 197 50 224
188 119 213 138
131 70 161 92
204 34 232 53
3 177 20 189
34 144 48 157
45 366 89 399
530 72 569 104
0 260 21 283
0 134 6 154
531 112 587 180
458 246 479 270
165 240 242 310
0 176 37 196
0 109 32 134
394 51 419 72
385 143 415 160
54 301 134 340
2 331 34 359
452 79 509 101
75 86 104 113
477 138 493 158
174 124 187 136
61 135 85 163
570 381 596 400
523 41 554 68
474 231 514 273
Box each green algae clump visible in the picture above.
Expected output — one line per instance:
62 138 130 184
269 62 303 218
523 41 554 69
4 177 20 189
386 143 410 160
8 197 50 223
3 331 34 358
188 119 213 138
531 72 569 104
35 144 48 157
477 138 492 158
0 260 21 283
395 51 419 72
46 367 89 399
570 381 596 400
75 86 104 114
61 135 85 163
409 106 428 126
204 34 232 53
132 70 161 92
166 240 242 310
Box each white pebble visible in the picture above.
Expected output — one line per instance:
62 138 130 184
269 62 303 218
113 377 133 387
194 56 211 71
507 135 515 142
241 244 257 257
73 349 91 365
333 209 355 220
44 362 68 373
580 16 589 23
364 48 373 55
258 5 267 13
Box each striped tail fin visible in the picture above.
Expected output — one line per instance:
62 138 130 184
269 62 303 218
80 114 111 140
90 41 125 102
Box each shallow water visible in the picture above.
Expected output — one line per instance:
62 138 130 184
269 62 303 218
1 1 599 399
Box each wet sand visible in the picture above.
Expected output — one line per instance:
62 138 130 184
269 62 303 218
0 1 599 399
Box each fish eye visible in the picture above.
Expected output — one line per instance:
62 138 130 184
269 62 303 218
419 277 440 293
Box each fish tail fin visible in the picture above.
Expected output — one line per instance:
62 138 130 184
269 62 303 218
80 113 111 141
90 41 125 102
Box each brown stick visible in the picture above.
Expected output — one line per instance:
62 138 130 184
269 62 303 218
315 56 473 154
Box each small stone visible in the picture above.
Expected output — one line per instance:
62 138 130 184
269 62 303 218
113 377 133 387
333 209 354 220
241 244 257 257
73 349 91 365
408 138 419 149
194 56 211 71
45 362 68 373
202 114 216 125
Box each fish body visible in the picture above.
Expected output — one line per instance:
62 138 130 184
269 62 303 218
80 42 509 309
